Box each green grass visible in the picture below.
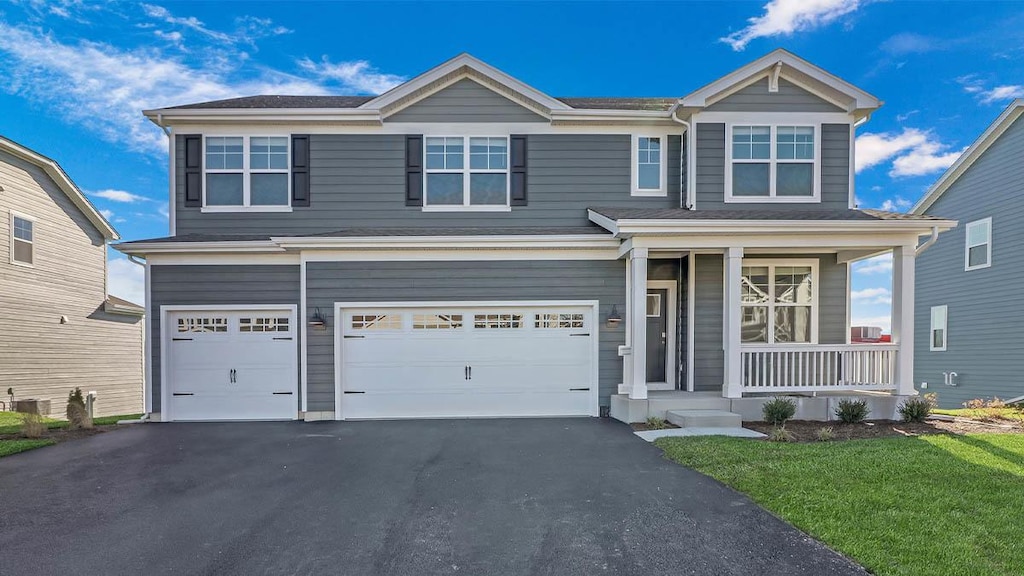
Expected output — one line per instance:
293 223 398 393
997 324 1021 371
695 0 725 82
0 411 143 434
0 439 56 458
655 434 1024 576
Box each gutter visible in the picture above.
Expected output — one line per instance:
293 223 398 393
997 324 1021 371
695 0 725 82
915 225 941 256
669 107 691 209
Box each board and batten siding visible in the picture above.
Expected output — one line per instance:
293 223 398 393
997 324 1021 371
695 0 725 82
692 253 849 391
305 260 626 413
705 78 845 113
148 265 301 413
387 78 547 123
0 150 143 417
916 114 1024 408
173 134 682 236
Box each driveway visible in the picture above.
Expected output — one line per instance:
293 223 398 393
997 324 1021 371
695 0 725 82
0 419 865 576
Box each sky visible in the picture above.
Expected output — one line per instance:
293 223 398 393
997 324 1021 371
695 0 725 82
1 0 1022 329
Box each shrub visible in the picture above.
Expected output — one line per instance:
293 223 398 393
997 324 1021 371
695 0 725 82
66 388 92 430
962 397 1008 422
815 427 835 442
21 413 46 439
768 426 794 443
899 397 932 423
645 416 669 430
834 399 870 424
762 397 796 425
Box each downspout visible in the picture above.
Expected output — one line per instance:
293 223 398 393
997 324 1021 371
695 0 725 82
916 226 940 256
670 107 691 209
154 113 171 137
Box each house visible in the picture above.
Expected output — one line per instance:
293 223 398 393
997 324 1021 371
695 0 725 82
0 136 145 418
116 50 954 423
911 100 1024 408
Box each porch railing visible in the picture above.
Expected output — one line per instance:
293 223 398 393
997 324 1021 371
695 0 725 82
741 344 898 393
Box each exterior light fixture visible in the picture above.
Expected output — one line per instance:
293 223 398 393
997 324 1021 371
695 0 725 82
309 307 327 329
606 305 622 328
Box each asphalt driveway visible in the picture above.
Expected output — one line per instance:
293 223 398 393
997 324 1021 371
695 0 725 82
0 419 865 576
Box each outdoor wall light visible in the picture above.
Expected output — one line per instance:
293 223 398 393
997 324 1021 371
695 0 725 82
606 305 622 328
308 307 328 329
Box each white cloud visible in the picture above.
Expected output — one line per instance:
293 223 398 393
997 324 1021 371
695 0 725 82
107 256 145 305
855 128 962 177
879 32 941 56
851 314 891 333
298 57 406 94
721 0 865 51
99 208 114 220
853 254 892 274
90 189 152 203
878 196 911 212
890 142 964 177
851 287 891 304
958 74 1024 104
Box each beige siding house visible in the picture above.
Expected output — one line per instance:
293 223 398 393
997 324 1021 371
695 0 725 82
0 135 144 418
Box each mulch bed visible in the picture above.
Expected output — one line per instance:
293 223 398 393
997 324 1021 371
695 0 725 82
745 418 1024 442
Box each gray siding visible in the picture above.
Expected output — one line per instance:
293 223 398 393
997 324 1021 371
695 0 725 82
149 265 301 413
175 134 681 236
694 123 851 210
692 253 848 391
305 260 626 412
387 78 547 123
705 78 844 113
916 114 1024 408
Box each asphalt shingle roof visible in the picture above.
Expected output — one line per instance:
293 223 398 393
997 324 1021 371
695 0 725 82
163 95 678 112
116 226 611 245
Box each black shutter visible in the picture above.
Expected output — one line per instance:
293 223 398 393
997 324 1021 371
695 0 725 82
183 135 202 207
510 134 527 206
291 134 310 207
406 135 423 206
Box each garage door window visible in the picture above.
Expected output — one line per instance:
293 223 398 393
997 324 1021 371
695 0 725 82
535 313 585 329
474 313 523 329
177 317 228 333
413 313 463 330
351 314 402 331
240 317 289 332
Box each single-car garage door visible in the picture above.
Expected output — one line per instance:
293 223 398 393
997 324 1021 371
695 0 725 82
337 303 597 419
165 308 297 421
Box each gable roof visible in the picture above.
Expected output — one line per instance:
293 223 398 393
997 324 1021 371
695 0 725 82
679 48 881 120
0 135 118 240
158 94 677 112
912 100 1024 214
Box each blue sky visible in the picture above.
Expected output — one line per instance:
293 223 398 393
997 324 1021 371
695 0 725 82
1 1 1022 326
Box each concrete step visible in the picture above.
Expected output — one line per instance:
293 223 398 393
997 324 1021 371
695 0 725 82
648 393 732 412
666 409 742 429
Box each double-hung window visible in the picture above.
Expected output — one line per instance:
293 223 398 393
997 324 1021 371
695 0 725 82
740 261 817 344
205 136 290 209
10 213 34 266
729 125 817 201
424 136 509 210
930 306 947 351
964 217 992 270
632 135 665 195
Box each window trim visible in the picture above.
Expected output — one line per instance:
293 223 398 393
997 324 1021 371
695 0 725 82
422 135 512 212
724 123 821 203
930 305 947 352
964 217 992 271
9 211 35 268
631 133 669 197
739 258 820 345
201 135 292 213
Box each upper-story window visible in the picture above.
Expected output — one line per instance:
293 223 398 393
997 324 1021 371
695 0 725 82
964 217 992 271
204 136 290 209
424 136 509 211
632 135 666 196
10 212 34 266
727 125 818 202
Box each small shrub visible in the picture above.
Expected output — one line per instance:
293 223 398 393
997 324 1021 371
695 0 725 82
762 397 797 425
21 413 46 439
645 416 669 430
899 397 932 423
923 392 939 408
962 397 1008 422
66 388 92 430
834 399 870 424
815 426 835 442
768 426 794 443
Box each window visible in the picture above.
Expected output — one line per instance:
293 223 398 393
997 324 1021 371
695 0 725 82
351 314 402 331
632 135 665 195
239 317 290 333
177 317 228 333
204 136 289 209
741 261 817 344
728 125 817 201
646 294 662 317
535 313 585 329
964 217 992 270
10 213 33 266
473 313 523 329
413 314 463 330
930 306 947 351
424 136 508 209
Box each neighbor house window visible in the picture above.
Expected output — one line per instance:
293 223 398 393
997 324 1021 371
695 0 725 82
632 135 665 195
205 136 289 208
964 217 992 270
10 213 33 266
728 125 817 201
424 136 508 209
930 306 947 351
741 261 817 344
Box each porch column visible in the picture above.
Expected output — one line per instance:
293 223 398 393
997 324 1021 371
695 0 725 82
722 247 744 399
629 248 649 400
892 245 916 395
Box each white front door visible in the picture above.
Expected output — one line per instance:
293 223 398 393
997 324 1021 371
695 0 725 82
165 308 297 421
338 304 597 419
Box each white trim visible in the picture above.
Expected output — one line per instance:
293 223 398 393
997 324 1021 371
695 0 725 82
168 130 176 236
631 134 669 196
647 280 677 391
691 111 852 125
202 135 291 210
421 206 512 213
332 300 600 420
724 123 821 203
300 259 308 413
930 305 948 352
151 122 683 136
686 252 696 392
200 206 293 214
848 120 856 209
587 211 957 237
145 253 300 265
964 217 992 271
738 258 821 345
9 210 35 267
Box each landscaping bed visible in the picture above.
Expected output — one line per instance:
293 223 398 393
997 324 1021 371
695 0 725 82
745 417 1023 442
0 412 142 458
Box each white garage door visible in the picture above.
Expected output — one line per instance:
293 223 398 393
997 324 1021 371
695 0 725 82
166 308 297 421
338 304 597 419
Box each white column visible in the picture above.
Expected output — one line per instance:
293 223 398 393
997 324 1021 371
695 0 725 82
629 248 649 400
892 246 916 395
722 247 744 399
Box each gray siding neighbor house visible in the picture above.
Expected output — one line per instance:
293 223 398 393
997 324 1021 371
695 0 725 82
912 100 1024 408
0 136 145 418
117 50 953 424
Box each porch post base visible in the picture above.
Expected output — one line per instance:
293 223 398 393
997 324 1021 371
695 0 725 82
628 382 648 400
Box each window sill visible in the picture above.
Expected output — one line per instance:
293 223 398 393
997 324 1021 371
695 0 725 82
631 189 667 197
10 260 34 268
724 196 821 204
964 263 992 272
200 206 294 213
421 205 513 213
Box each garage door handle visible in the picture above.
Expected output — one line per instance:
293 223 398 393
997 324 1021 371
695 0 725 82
344 391 365 394
272 392 293 395
272 337 293 341
172 393 194 396
570 333 590 337
172 337 193 341
570 388 590 392
344 335 365 339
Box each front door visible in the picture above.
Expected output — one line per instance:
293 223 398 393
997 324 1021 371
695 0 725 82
646 289 668 383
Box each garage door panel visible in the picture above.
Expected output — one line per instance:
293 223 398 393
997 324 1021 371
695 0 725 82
170 393 295 422
344 363 475 393
343 390 593 420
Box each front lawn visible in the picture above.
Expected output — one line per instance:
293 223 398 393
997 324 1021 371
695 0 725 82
0 439 56 458
655 434 1024 576
0 412 143 458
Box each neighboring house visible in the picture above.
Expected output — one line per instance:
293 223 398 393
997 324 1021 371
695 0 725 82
912 100 1024 408
0 136 145 417
117 50 953 423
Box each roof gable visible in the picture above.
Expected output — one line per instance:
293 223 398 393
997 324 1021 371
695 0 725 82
386 77 548 123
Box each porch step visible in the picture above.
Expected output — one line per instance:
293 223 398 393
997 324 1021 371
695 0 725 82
666 409 742 429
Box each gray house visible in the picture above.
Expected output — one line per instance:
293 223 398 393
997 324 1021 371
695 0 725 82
117 50 952 423
0 136 145 417
912 100 1024 408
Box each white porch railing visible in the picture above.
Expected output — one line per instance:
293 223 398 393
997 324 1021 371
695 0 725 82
741 344 898 393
